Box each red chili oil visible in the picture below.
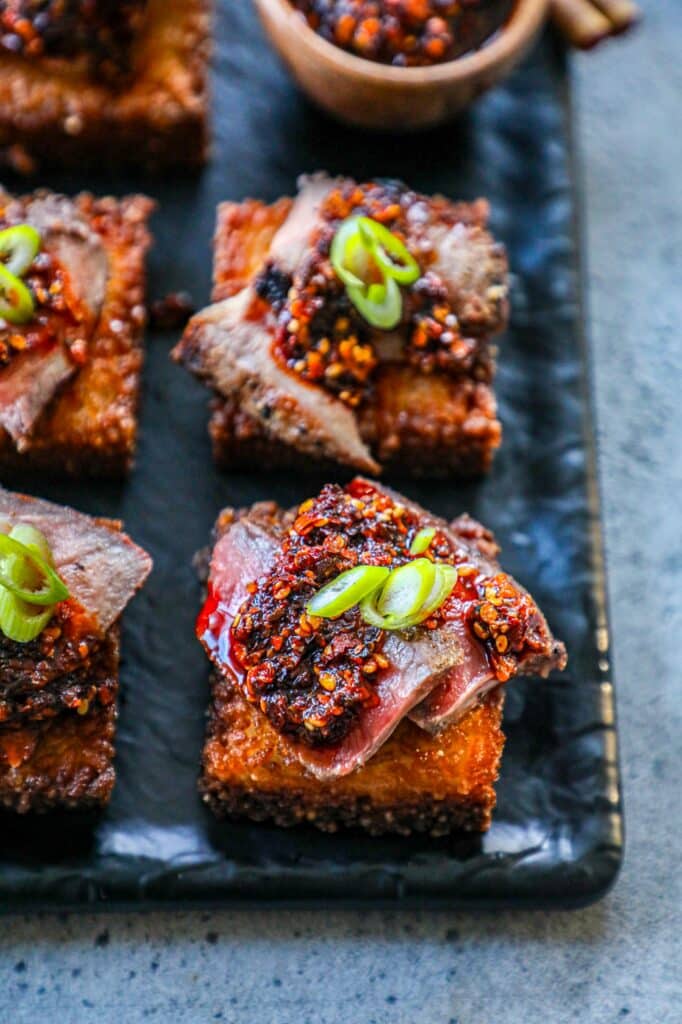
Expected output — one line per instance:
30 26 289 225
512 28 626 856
0 218 89 369
289 1 515 68
255 179 488 407
198 479 547 747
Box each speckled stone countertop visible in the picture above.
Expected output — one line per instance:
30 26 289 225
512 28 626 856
1 2 680 1021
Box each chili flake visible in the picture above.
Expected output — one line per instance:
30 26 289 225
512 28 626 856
255 179 487 406
220 479 548 747
0 209 89 367
289 1 514 68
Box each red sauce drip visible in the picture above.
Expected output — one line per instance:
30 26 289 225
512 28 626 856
196 582 246 684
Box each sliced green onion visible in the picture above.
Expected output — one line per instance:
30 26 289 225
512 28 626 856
345 232 378 286
0 525 65 644
0 224 41 278
410 563 458 624
358 591 394 630
0 533 69 606
3 524 53 596
377 558 436 620
347 276 402 330
409 527 436 556
0 587 53 643
8 523 53 563
360 561 458 631
357 217 420 285
330 217 367 290
359 589 428 632
330 214 421 331
0 263 35 324
306 553 459 633
306 564 390 619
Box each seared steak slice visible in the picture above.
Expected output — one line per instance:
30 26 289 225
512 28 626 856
25 193 109 316
401 507 565 732
287 622 476 781
267 173 342 276
0 345 73 446
204 505 283 632
409 595 566 734
0 487 151 632
175 288 379 474
0 487 152 721
0 190 109 444
421 199 509 336
365 483 567 731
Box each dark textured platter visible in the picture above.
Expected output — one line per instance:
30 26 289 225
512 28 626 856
0 6 622 910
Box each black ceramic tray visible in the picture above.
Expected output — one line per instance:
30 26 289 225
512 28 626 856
0 7 623 911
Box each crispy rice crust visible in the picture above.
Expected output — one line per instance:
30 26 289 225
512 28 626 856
0 630 119 813
205 197 501 478
209 366 500 478
0 0 211 174
0 192 154 477
201 676 505 836
213 198 294 302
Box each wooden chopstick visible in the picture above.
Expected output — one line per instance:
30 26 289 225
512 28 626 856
550 0 640 50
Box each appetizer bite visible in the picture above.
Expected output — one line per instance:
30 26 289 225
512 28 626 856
174 174 509 478
0 487 151 813
197 478 566 835
289 0 515 66
0 0 210 174
0 185 153 476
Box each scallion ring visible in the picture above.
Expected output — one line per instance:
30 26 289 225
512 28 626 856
2 523 54 597
357 591 394 630
330 217 368 290
376 558 436 621
0 533 69 606
360 562 458 631
356 217 420 285
330 215 421 330
347 277 402 330
0 224 41 278
0 263 35 325
7 523 53 563
408 563 458 624
358 589 423 632
0 588 54 643
306 564 390 619
409 527 437 556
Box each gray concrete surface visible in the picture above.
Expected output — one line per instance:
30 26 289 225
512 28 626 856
1 1 680 1020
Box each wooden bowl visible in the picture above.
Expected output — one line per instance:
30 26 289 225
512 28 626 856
254 0 549 131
